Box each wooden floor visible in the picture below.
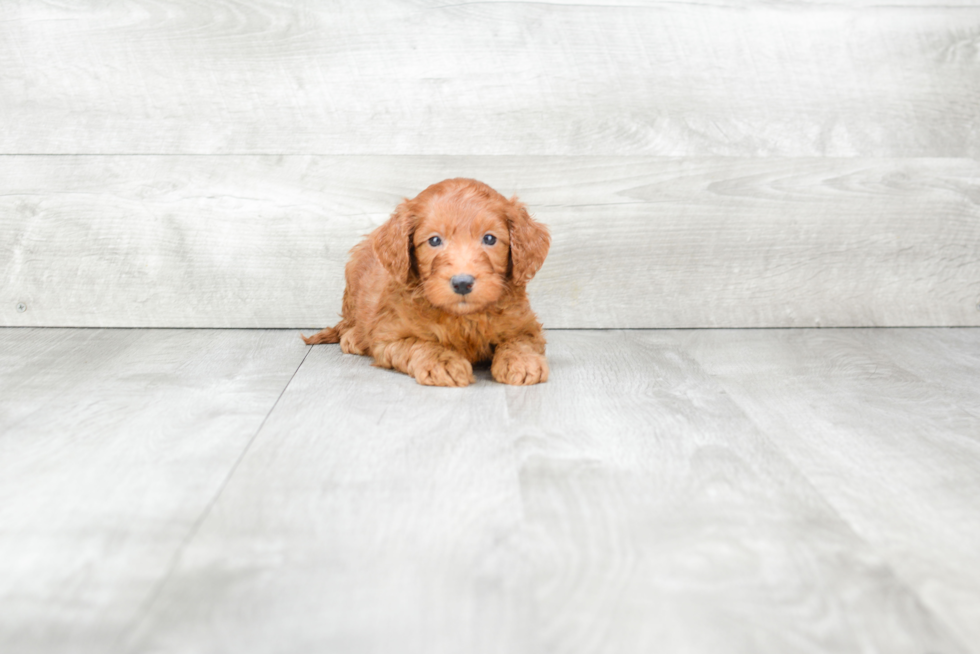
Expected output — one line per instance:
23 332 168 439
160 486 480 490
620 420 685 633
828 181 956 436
1 327 978 654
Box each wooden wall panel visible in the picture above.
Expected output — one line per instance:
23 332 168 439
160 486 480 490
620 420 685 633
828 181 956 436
2 2 977 327
2 156 977 328
1 1 978 156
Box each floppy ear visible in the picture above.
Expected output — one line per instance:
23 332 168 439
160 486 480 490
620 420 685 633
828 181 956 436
506 198 550 285
371 200 416 284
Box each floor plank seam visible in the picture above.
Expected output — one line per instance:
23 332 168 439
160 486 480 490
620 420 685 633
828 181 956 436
115 343 314 649
699 360 976 654
769 437 971 653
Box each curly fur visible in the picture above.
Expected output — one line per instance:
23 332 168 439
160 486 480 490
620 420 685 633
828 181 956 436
302 178 551 387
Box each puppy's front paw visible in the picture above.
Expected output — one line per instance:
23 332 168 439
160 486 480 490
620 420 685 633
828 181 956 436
413 352 475 387
492 351 549 386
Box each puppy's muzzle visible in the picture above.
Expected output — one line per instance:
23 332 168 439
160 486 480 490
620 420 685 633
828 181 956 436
451 274 475 296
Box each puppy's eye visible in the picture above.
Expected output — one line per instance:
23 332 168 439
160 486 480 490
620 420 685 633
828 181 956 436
427 236 443 247
482 234 497 246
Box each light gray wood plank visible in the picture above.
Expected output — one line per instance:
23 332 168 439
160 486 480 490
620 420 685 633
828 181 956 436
123 342 529 654
3 156 978 329
0 328 308 654
446 0 980 5
684 328 980 651
125 330 966 654
844 328 980 422
2 2 978 156
503 330 966 654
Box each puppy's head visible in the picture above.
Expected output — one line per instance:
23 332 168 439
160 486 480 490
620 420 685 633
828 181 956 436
372 178 550 315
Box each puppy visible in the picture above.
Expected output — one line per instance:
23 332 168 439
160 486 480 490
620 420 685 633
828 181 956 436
302 178 550 387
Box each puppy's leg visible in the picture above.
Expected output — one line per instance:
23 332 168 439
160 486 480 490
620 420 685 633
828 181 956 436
373 338 475 387
492 339 549 386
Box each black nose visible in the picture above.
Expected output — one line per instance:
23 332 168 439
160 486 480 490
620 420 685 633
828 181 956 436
451 274 475 296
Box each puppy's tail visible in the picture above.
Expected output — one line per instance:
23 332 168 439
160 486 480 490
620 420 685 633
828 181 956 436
300 325 341 345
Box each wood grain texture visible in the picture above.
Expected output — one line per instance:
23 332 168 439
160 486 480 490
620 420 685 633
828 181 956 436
123 341 528 654
503 330 966 654
684 328 980 651
1 1 979 156
0 328 308 654
3 155 978 329
123 330 967 654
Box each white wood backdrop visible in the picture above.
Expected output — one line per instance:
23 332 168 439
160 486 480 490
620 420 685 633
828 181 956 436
1 1 978 327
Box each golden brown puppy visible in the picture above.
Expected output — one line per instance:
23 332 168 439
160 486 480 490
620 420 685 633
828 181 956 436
302 178 550 387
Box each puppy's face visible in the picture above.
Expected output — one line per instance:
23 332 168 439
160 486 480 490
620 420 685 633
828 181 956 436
371 178 550 315
412 196 510 315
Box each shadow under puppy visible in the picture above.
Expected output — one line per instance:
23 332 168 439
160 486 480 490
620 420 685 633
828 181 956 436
303 178 551 387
